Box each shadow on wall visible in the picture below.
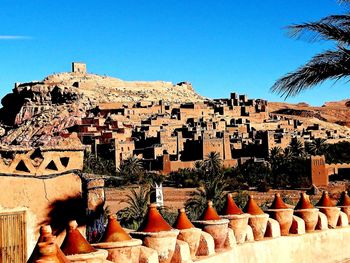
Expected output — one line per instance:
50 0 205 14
39 194 106 243
40 195 87 235
27 195 87 263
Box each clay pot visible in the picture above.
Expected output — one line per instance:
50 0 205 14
221 194 249 244
92 214 142 263
316 191 340 228
221 214 249 244
243 195 269 241
266 193 293 236
174 208 201 259
193 201 229 250
31 225 70 263
337 191 350 222
131 204 179 263
294 193 319 232
36 241 62 263
65 249 109 262
131 230 179 263
247 214 269 241
93 239 142 263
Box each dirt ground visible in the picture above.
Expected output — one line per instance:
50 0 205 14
105 181 349 214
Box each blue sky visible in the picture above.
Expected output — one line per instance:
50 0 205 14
0 0 349 106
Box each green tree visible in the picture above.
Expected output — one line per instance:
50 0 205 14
118 156 144 184
185 173 228 220
307 138 329 155
203 151 222 175
169 168 199 188
83 152 115 176
271 0 350 98
269 146 283 160
288 139 306 158
117 186 151 229
325 141 350 163
283 147 295 161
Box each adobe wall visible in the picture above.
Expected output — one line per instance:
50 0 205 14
0 173 82 259
326 162 350 176
310 155 328 187
168 160 195 172
0 149 84 176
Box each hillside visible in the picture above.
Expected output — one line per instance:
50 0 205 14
0 69 204 147
269 99 350 127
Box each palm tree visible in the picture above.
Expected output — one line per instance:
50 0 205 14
185 174 228 220
269 146 283 161
308 138 329 155
288 139 305 158
118 156 144 183
271 0 350 98
203 152 222 175
283 146 295 161
117 186 151 229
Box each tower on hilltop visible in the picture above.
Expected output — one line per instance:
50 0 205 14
72 62 87 74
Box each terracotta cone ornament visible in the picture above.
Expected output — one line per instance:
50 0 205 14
131 203 179 263
193 201 229 251
243 195 264 215
266 193 293 236
174 208 195 230
100 214 132 242
243 195 269 241
31 225 70 263
337 191 350 222
138 203 172 232
201 200 221 220
61 220 96 255
224 193 243 215
174 208 201 259
93 214 142 263
316 191 340 228
221 193 249 244
294 193 319 232
60 220 109 262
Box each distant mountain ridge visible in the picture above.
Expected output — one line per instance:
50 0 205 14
269 99 350 127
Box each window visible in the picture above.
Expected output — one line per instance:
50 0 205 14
0 211 27 262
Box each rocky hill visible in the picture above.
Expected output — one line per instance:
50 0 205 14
269 99 350 127
0 67 204 147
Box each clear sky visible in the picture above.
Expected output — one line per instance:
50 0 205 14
0 0 349 106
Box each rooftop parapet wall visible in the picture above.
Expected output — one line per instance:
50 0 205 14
0 147 83 176
326 162 350 175
198 227 350 263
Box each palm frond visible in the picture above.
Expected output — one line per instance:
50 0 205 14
320 14 350 28
271 48 350 98
287 22 350 45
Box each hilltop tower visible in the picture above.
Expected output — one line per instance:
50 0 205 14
72 62 87 74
